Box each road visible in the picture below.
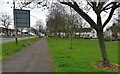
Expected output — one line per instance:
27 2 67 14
2 37 54 72
0 36 36 44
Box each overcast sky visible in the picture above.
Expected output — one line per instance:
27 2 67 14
0 0 48 29
0 0 118 30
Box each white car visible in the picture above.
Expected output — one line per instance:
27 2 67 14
0 32 5 36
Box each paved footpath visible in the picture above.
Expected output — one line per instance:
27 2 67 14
2 37 54 72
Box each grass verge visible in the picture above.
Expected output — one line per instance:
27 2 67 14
48 38 118 72
1 37 39 61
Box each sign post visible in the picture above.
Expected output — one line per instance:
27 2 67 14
14 9 30 44
27 28 30 45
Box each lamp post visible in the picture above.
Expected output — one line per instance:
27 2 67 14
30 15 38 37
6 1 17 44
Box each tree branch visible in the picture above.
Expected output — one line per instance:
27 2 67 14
61 2 98 30
73 2 98 30
101 2 116 12
98 2 106 10
21 2 33 9
87 2 93 7
102 5 117 28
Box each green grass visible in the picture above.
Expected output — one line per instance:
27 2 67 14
0 38 40 61
48 38 119 72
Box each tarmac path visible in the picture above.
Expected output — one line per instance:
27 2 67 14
0 36 36 44
2 37 54 72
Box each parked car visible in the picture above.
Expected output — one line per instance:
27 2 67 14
0 32 5 36
39 33 45 38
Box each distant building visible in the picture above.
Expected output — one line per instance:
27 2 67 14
0 27 15 36
80 27 97 39
104 29 113 40
104 23 120 39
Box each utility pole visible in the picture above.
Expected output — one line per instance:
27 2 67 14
13 2 18 44
30 15 38 37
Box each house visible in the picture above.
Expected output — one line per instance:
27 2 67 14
46 27 97 39
104 29 113 40
104 23 120 40
74 32 80 38
80 27 97 39
0 27 16 36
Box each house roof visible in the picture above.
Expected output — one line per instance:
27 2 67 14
0 27 15 31
109 24 120 33
80 28 93 32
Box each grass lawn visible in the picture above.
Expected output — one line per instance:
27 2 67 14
0 37 40 61
48 38 119 72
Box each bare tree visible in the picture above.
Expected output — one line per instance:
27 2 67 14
115 8 120 28
60 0 120 66
36 19 44 34
46 3 66 39
46 3 84 49
0 12 12 36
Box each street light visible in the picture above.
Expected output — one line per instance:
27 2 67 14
6 1 18 44
30 15 38 37
13 2 18 44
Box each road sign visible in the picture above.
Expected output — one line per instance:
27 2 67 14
14 9 30 28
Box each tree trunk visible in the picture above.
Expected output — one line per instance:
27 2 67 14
54 31 57 39
6 29 9 37
70 33 73 49
97 30 110 67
